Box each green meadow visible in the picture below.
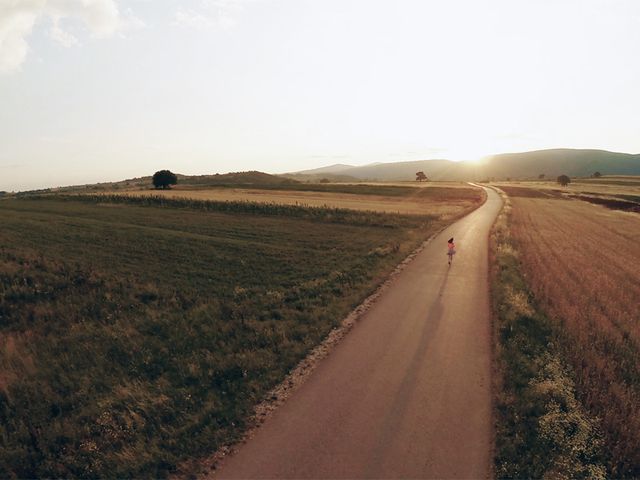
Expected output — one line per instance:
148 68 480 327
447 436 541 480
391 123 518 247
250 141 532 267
0 196 458 478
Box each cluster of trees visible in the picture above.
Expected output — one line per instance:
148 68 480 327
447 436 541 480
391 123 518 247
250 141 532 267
542 172 601 186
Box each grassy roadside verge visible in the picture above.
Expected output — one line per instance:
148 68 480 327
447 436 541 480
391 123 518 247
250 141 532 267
489 189 606 479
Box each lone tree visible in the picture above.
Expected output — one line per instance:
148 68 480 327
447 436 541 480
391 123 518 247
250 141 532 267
416 171 428 182
593 171 602 178
538 173 545 180
152 170 178 189
557 174 571 186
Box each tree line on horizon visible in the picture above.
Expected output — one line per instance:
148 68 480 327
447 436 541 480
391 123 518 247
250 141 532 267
147 168 611 191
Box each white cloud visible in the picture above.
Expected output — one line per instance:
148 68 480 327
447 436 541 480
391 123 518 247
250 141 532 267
173 0 262 31
119 7 146 34
49 16 79 47
0 0 143 73
173 8 218 30
0 6 38 72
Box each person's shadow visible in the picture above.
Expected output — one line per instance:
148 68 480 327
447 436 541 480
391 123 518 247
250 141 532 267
365 267 451 474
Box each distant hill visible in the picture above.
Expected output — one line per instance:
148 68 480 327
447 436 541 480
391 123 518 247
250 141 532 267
28 171 297 194
291 159 474 181
481 149 640 179
296 164 355 175
177 171 297 186
342 159 471 181
283 163 361 182
24 149 640 194
280 172 360 183
291 149 640 181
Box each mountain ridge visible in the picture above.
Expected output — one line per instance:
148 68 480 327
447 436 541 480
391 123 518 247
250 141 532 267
289 148 640 181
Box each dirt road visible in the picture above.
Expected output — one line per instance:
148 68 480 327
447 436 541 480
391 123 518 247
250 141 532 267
214 187 502 479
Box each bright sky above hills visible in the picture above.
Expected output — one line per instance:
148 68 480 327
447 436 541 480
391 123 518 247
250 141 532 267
1 0 639 191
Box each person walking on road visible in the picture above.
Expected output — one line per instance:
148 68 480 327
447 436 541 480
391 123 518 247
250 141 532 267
447 237 456 265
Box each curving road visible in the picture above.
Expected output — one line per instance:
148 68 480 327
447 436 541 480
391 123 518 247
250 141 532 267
214 187 503 479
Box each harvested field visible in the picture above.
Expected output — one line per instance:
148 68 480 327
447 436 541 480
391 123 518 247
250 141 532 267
107 184 483 219
493 186 553 198
509 195 640 477
494 176 640 198
577 175 640 188
569 194 640 213
493 178 640 213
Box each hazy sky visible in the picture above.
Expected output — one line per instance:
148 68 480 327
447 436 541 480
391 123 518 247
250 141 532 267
1 0 639 191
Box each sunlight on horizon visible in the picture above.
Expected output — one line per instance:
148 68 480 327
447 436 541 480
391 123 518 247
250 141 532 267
1 0 640 190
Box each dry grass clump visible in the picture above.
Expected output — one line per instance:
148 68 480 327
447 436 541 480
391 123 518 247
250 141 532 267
510 196 640 477
532 357 606 480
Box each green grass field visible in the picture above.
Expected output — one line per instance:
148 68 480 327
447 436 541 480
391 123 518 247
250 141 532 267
0 196 464 478
165 182 480 199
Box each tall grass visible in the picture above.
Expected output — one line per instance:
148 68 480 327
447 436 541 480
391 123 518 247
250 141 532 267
508 196 640 477
177 183 484 199
23 193 435 228
490 191 606 479
18 182 483 201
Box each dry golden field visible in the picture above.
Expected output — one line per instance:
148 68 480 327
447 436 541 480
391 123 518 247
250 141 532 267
110 183 482 219
508 193 640 476
495 176 640 197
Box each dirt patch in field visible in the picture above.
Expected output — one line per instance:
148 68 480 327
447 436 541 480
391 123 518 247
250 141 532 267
570 194 640 213
497 186 554 198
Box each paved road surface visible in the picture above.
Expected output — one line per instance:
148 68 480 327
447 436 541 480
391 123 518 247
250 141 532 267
214 187 502 479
